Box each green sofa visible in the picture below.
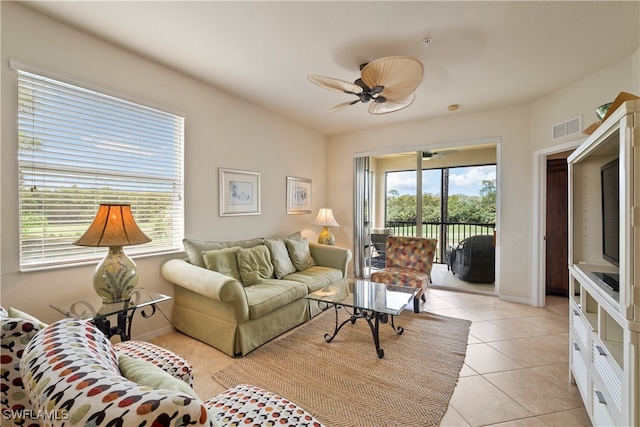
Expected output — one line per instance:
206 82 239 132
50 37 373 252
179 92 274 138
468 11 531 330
160 233 352 356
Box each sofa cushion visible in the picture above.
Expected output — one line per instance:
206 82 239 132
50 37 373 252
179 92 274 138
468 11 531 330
184 237 266 268
244 280 308 319
228 237 265 249
202 247 241 281
282 266 344 292
265 238 296 279
119 354 199 398
237 245 274 286
184 238 229 267
285 237 316 271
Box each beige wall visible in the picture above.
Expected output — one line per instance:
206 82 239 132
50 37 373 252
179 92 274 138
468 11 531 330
0 3 327 337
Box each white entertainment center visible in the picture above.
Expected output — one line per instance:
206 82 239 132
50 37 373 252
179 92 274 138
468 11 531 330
568 99 639 426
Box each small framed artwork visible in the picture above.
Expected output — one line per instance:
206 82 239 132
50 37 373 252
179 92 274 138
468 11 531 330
219 168 261 216
286 176 312 214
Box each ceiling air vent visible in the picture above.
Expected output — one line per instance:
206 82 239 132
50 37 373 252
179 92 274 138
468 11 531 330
552 116 582 139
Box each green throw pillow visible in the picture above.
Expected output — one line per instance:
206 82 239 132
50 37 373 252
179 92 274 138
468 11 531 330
237 245 275 286
183 238 228 267
118 354 199 398
264 238 296 279
284 237 316 271
202 247 241 281
8 307 48 328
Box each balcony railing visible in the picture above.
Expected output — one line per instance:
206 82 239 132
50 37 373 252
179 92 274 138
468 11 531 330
384 220 496 263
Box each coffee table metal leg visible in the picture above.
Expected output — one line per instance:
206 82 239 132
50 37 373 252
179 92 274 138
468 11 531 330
323 304 357 344
388 315 404 335
323 305 407 358
365 312 384 358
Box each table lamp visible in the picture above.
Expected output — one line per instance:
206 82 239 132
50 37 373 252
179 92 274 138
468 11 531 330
314 208 340 245
73 204 151 303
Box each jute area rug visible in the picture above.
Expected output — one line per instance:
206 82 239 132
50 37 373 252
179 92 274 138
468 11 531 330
213 310 471 426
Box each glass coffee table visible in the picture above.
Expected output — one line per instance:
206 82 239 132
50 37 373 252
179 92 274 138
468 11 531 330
50 288 170 341
305 279 418 358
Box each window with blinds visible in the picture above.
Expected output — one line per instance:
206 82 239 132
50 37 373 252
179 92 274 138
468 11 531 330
17 69 184 270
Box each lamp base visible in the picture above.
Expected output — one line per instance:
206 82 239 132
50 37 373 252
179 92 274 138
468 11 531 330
93 246 139 303
317 226 335 245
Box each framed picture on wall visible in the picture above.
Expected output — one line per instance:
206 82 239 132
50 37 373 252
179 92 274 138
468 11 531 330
286 176 312 214
219 168 261 216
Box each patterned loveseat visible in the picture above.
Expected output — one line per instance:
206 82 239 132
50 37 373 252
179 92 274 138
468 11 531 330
1 307 193 426
19 318 323 427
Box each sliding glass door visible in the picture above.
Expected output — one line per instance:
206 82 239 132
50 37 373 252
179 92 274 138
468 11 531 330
354 145 497 279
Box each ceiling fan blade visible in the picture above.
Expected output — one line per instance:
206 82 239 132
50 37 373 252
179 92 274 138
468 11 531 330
361 56 424 100
307 75 363 95
368 94 414 115
325 100 360 113
422 149 459 160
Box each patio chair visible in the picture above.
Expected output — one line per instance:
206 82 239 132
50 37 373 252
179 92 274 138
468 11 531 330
368 227 393 269
370 236 438 313
448 234 495 283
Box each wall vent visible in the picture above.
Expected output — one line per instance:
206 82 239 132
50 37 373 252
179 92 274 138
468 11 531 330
552 116 582 139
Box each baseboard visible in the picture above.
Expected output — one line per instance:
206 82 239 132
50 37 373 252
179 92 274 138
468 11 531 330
498 294 534 306
132 325 176 341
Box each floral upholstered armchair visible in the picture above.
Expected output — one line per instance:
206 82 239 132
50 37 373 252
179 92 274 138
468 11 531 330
370 236 437 313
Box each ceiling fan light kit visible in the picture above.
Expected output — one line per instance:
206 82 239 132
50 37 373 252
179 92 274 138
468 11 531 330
307 56 424 115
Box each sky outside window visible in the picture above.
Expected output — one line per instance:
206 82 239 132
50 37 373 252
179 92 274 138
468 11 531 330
387 165 496 196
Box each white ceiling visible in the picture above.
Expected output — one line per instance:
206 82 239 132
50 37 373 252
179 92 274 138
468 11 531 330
23 1 640 136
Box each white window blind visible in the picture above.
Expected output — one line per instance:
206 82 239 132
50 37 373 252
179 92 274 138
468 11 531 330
17 69 184 270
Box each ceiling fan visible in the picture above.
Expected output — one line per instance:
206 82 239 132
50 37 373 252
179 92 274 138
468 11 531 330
422 150 459 160
307 56 424 115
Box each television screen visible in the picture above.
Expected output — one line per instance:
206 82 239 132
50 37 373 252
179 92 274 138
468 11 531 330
601 158 619 266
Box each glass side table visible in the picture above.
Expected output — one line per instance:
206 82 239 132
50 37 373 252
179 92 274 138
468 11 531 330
50 288 170 341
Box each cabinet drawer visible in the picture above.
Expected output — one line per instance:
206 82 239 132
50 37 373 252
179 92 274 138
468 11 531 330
591 335 622 413
571 305 590 350
570 338 588 399
591 374 621 427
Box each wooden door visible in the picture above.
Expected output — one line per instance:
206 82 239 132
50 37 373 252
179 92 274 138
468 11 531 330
545 158 569 296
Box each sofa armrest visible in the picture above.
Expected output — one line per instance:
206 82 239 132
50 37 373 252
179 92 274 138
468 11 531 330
161 258 246 303
309 243 352 278
1 317 45 419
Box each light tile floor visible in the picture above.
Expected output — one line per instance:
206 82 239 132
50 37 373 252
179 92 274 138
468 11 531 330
151 287 591 427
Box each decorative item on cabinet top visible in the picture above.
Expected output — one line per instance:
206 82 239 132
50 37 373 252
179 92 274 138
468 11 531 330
583 91 639 135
